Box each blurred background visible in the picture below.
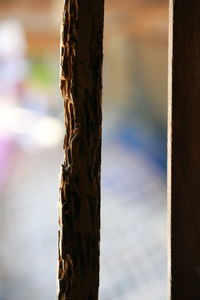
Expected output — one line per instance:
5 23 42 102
0 0 168 299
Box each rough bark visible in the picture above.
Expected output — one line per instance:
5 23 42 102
169 1 200 298
58 1 104 299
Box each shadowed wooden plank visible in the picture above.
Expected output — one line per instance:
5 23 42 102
169 1 200 298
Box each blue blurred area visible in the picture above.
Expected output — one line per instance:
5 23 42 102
118 120 167 171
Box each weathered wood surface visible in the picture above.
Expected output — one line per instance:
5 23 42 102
169 1 200 298
58 1 104 299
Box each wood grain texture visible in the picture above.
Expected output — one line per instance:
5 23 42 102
169 1 200 298
58 1 104 299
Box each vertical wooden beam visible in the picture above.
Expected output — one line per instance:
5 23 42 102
169 1 200 298
58 1 104 299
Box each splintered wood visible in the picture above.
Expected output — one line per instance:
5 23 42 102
58 0 104 299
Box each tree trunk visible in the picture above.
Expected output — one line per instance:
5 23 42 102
58 1 104 299
169 1 200 298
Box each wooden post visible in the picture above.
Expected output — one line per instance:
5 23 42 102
58 1 104 299
169 1 200 298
